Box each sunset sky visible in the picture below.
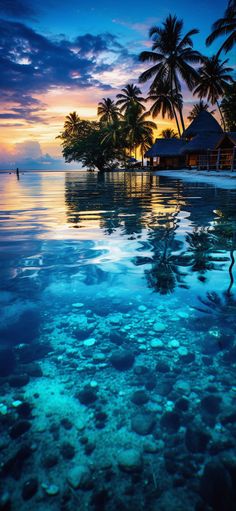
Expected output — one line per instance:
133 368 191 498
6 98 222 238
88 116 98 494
0 0 233 169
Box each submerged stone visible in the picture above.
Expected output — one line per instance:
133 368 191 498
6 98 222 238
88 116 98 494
77 386 98 405
131 413 155 436
22 478 38 501
200 462 234 511
185 425 211 453
110 350 135 371
67 465 93 490
117 448 142 472
131 390 149 405
201 395 222 416
160 412 180 432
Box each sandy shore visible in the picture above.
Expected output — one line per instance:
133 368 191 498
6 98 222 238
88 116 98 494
154 169 236 190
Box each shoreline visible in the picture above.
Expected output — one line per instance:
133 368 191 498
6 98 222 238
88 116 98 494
154 169 236 190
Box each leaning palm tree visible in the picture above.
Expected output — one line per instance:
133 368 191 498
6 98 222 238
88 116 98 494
147 80 182 136
161 129 178 139
206 0 236 55
97 98 120 124
64 111 81 136
187 100 215 121
116 84 146 114
193 55 233 129
139 14 202 134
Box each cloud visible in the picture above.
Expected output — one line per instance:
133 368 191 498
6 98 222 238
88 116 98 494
112 17 161 35
0 19 133 122
0 140 79 170
0 0 36 19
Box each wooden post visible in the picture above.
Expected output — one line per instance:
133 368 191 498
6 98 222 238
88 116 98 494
216 149 221 171
231 146 236 172
207 150 210 171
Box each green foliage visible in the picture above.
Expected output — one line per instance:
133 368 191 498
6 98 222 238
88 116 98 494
221 81 236 131
58 118 126 171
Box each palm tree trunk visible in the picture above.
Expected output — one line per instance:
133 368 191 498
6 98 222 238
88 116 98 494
172 106 181 138
170 71 182 137
216 100 226 131
173 74 185 134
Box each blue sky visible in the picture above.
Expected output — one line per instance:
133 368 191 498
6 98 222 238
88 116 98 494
0 0 234 169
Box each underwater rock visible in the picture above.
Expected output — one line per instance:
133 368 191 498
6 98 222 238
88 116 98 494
131 390 149 405
0 348 16 377
200 462 234 511
9 420 31 439
157 380 173 397
0 308 40 344
16 402 32 418
144 373 157 391
150 339 163 349
201 395 221 416
110 350 135 371
131 413 155 436
25 363 43 377
22 478 38 500
117 448 142 472
67 465 93 490
16 342 52 363
8 374 30 388
60 442 75 460
175 397 189 412
77 386 98 405
42 483 59 496
185 425 211 453
153 322 166 334
160 412 180 433
1 444 33 479
60 417 73 430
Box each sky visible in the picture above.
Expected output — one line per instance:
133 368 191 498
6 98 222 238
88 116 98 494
0 0 234 169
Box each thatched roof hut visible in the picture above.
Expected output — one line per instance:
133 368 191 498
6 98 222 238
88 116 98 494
182 133 222 154
183 111 223 139
145 138 187 158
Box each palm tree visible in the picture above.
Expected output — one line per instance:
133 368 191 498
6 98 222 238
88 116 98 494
64 111 81 136
221 81 236 130
97 98 120 124
116 84 146 114
193 55 233 129
161 129 178 138
123 103 156 159
139 14 202 134
206 0 236 55
187 100 215 121
147 80 182 136
139 132 154 166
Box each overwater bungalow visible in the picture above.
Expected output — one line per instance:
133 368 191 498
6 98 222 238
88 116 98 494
146 111 236 171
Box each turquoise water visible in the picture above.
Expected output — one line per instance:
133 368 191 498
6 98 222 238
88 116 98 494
0 171 236 510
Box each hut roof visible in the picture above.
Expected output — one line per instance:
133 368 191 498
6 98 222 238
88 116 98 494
145 138 187 158
182 133 222 154
183 111 223 138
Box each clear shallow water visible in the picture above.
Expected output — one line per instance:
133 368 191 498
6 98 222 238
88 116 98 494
0 171 236 510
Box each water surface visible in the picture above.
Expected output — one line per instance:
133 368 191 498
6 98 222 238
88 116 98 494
0 171 236 511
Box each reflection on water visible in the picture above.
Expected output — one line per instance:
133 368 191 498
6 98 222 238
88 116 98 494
0 171 236 511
